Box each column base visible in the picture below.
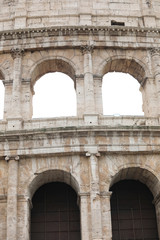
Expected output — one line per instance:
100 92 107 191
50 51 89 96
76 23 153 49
84 114 99 126
7 118 23 130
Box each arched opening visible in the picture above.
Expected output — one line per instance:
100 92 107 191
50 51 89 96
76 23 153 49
100 58 147 116
110 180 159 240
32 72 77 118
31 182 81 240
0 71 5 119
102 72 143 116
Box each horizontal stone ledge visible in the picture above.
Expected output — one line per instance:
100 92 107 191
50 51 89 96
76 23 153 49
1 41 160 54
0 25 160 39
0 145 160 160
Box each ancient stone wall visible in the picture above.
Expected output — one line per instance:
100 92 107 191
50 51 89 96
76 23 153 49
0 1 160 240
0 0 160 31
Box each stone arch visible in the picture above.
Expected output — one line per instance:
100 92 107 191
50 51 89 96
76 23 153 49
27 169 80 199
109 166 160 199
0 69 5 80
29 56 78 91
0 59 12 81
97 56 149 84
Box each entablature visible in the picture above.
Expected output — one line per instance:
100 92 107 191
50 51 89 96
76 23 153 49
0 120 160 159
1 26 160 52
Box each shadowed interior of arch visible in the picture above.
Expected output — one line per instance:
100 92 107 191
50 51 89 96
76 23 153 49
110 180 159 240
32 72 77 118
102 72 144 116
31 182 81 240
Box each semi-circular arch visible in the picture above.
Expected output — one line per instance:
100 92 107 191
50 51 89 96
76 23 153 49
109 166 160 199
97 56 150 84
28 56 78 91
0 69 5 80
27 169 80 199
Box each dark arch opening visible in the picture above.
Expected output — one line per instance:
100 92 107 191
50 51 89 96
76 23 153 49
31 182 81 240
110 180 158 240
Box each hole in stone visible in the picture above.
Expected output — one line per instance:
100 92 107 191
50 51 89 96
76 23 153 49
111 20 125 26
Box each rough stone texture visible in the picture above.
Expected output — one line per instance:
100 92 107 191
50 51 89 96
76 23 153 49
0 0 160 240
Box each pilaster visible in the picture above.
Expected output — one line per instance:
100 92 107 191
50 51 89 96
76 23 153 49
5 155 19 240
86 151 103 240
17 195 32 240
81 45 96 115
79 192 90 240
150 48 160 117
94 76 103 115
140 77 157 117
76 75 85 117
100 191 112 240
10 48 24 119
6 48 24 129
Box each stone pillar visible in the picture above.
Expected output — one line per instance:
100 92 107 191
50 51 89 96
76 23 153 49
3 80 13 120
5 155 19 240
10 48 24 119
76 75 85 117
94 76 103 115
140 77 157 117
153 194 160 238
79 192 90 240
150 48 160 117
81 45 95 114
87 152 103 240
101 192 112 240
17 195 32 240
21 79 33 120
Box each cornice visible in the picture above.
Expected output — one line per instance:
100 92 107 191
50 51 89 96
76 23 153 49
1 25 160 40
0 124 160 141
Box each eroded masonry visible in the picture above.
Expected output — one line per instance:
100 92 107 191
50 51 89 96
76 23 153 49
1 0 160 240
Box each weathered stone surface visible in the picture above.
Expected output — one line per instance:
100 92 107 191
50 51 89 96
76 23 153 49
0 1 160 240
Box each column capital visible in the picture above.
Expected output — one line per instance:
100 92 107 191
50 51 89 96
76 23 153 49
81 44 94 55
100 191 112 198
86 151 101 157
11 48 25 59
5 155 19 162
149 48 160 57
79 192 90 197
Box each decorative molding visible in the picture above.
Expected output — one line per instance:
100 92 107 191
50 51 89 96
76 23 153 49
5 155 19 161
18 195 33 208
2 79 13 86
10 48 25 59
78 192 90 197
100 191 112 197
0 26 160 50
0 25 159 38
150 48 160 56
81 44 94 55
